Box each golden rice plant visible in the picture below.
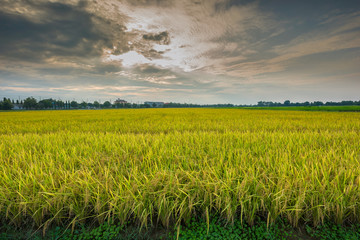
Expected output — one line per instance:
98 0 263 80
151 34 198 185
0 109 359 229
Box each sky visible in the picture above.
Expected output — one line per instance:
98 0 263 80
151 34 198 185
0 0 359 104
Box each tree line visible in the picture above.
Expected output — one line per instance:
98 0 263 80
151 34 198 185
0 97 119 110
1 96 360 110
0 97 237 110
256 100 360 107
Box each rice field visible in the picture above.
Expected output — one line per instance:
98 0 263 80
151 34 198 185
0 109 359 230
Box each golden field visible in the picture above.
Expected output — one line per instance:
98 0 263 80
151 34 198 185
0 109 359 229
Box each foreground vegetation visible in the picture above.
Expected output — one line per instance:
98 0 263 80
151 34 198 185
0 109 359 236
2 216 360 239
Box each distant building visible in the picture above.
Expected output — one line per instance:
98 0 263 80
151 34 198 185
13 104 23 110
113 98 128 108
144 101 164 107
114 98 127 104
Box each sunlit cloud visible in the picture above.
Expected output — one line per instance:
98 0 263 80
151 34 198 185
99 0 274 72
106 51 152 67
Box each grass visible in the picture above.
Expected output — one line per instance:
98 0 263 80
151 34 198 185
0 108 360 235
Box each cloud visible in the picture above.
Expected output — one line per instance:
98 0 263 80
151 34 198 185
101 0 275 72
270 12 360 63
0 0 132 79
0 1 111 62
143 31 170 44
216 10 360 79
0 0 276 78
106 51 152 67
0 0 360 104
114 65 191 86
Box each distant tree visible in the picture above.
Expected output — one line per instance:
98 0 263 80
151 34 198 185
70 101 79 108
341 100 354 106
38 99 53 109
257 101 265 107
1 98 13 110
93 101 100 108
313 101 323 106
23 97 37 109
56 100 65 109
80 101 87 109
284 100 291 106
103 101 111 108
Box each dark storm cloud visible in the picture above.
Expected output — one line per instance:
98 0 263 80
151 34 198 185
143 31 170 44
136 65 165 74
0 1 118 63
